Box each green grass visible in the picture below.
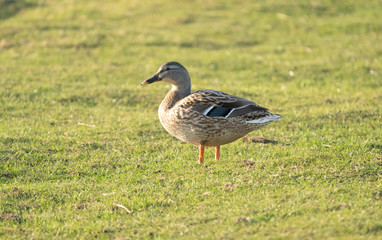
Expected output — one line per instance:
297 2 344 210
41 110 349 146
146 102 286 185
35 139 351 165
1 0 381 239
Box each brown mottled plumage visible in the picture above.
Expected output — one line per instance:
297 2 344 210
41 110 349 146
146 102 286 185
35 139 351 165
141 61 282 164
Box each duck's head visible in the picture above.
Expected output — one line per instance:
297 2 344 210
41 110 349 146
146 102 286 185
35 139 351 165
141 62 191 90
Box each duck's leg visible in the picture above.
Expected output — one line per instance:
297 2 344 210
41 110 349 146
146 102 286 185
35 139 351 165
199 145 205 164
215 146 220 161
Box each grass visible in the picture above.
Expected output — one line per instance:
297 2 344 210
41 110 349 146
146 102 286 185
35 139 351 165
1 0 381 239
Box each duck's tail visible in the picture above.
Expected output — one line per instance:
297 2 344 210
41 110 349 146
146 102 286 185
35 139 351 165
245 113 282 124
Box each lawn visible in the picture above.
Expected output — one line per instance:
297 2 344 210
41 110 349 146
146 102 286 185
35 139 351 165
1 0 381 239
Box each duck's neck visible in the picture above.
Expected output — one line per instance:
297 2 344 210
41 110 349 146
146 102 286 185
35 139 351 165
160 84 191 111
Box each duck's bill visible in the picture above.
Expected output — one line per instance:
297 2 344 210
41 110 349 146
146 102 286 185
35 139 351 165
141 74 161 85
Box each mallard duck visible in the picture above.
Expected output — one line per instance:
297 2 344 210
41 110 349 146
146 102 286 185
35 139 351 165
141 61 282 164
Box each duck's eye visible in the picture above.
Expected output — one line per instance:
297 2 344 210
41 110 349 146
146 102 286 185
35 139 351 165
160 67 171 74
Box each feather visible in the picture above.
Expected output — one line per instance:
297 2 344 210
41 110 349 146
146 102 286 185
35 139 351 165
245 114 282 123
184 89 269 119
206 106 231 117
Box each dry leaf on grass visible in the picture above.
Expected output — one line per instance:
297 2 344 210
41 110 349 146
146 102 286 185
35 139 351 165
0 213 20 221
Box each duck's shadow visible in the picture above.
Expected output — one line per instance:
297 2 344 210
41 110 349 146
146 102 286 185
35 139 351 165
242 136 283 145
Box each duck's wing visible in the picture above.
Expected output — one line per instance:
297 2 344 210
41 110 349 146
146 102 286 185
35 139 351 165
178 89 270 119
